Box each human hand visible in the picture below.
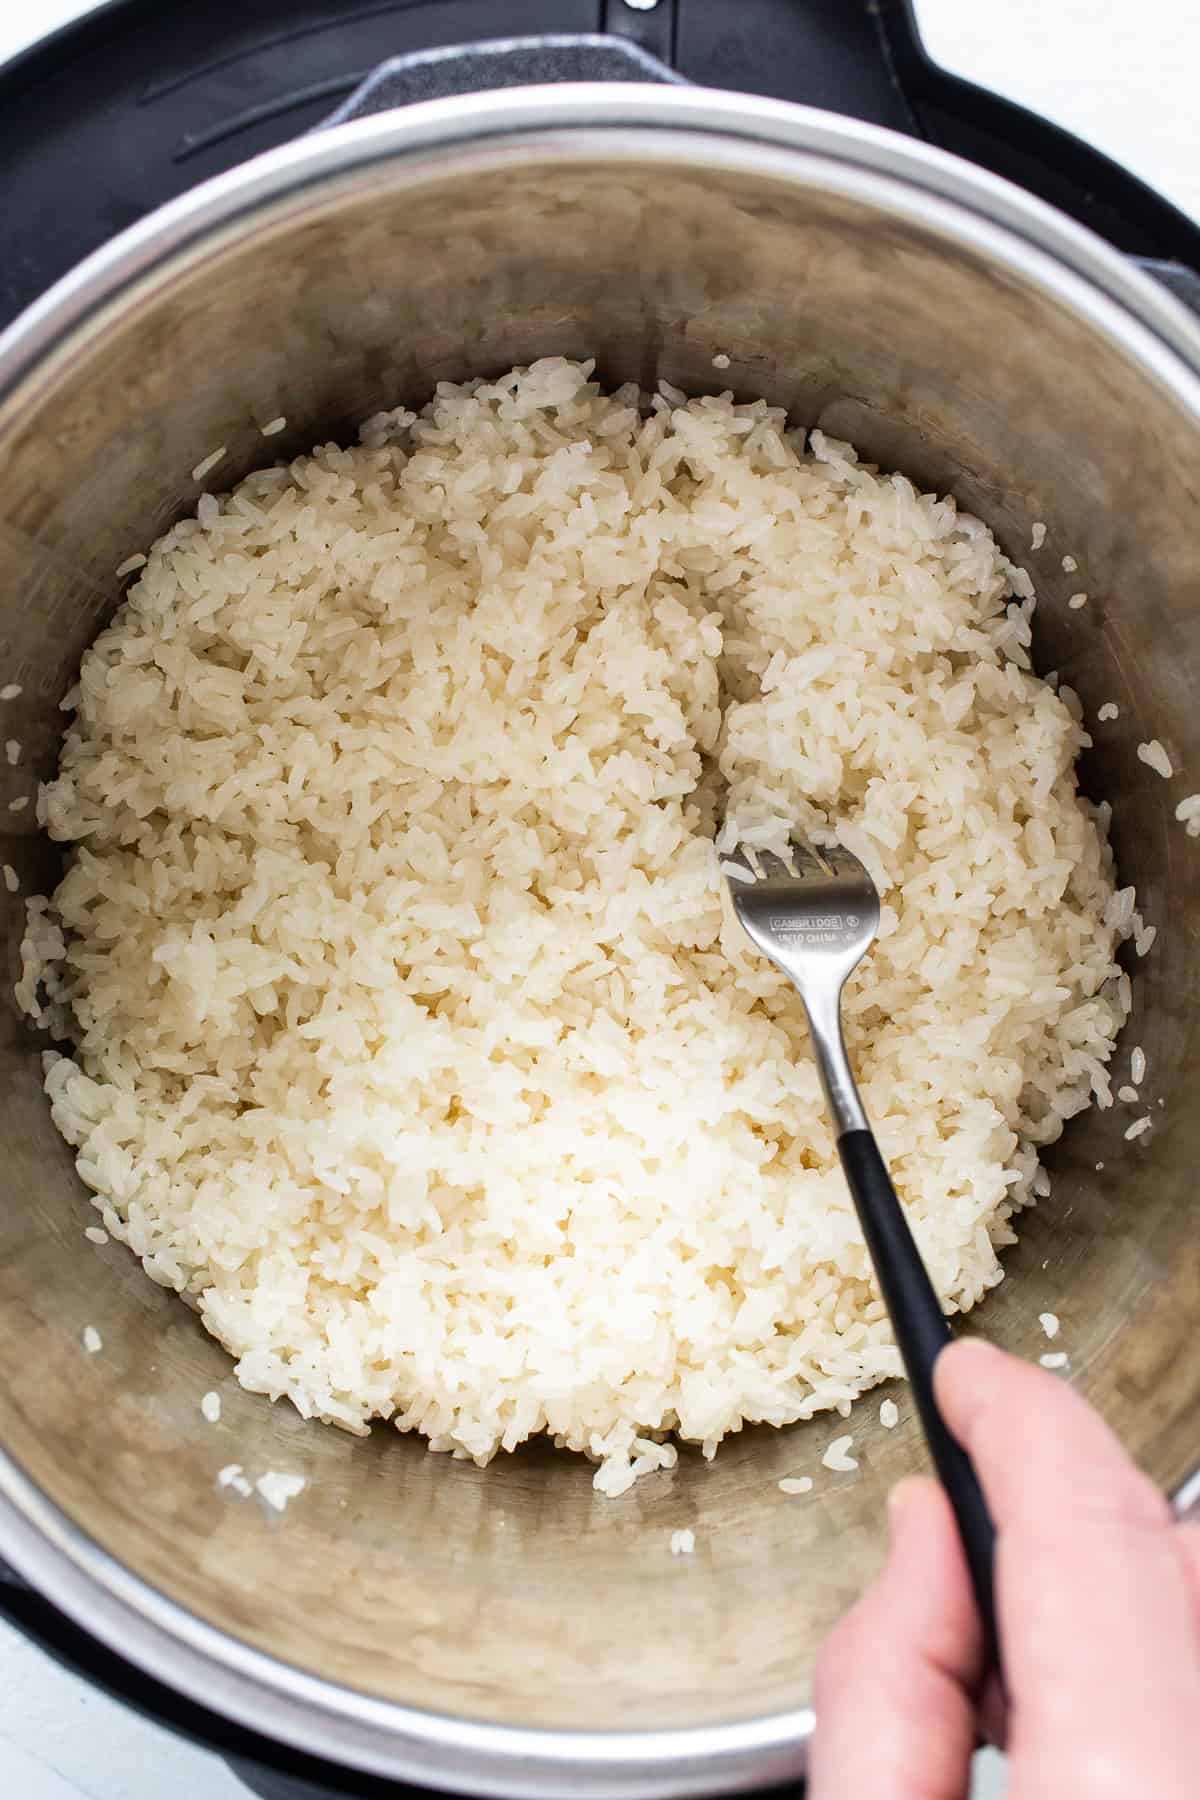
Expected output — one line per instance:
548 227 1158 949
809 1337 1200 1799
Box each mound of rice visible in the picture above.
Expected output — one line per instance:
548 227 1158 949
18 359 1131 1495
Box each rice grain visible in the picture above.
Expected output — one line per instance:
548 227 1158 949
256 1471 305 1512
822 1435 858 1473
1137 740 1174 779
191 447 226 482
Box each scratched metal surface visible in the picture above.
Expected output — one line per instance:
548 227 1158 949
1 5 1199 1799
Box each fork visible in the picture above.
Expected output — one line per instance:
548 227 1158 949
723 836 999 1666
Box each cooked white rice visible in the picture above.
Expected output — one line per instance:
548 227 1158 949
256 1470 305 1511
1137 739 1174 779
822 1434 858 1473
191 446 226 483
217 1462 252 1497
17 360 1132 1495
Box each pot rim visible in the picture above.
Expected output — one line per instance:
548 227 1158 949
2 82 1200 1799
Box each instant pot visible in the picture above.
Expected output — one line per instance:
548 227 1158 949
1 4 1198 1798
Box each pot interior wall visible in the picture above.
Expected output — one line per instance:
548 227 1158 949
0 145 1197 1735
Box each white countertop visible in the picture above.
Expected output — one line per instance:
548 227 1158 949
1 2 1195 1795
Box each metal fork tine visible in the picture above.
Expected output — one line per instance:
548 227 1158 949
754 847 792 882
719 830 864 889
821 841 864 879
787 838 826 880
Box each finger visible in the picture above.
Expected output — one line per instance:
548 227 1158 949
936 1340 1200 1788
810 1475 980 1800
1178 1520 1200 1623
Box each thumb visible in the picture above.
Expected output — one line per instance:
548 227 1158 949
936 1339 1200 1795
810 1475 982 1800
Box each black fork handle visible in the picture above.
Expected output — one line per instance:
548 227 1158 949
837 1128 1000 1675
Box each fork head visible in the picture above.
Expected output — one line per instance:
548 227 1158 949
721 837 881 990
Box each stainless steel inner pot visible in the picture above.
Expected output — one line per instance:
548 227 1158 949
1 85 1198 1800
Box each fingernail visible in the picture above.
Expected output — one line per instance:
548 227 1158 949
945 1336 998 1357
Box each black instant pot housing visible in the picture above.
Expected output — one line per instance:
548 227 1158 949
2 3 1199 1797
